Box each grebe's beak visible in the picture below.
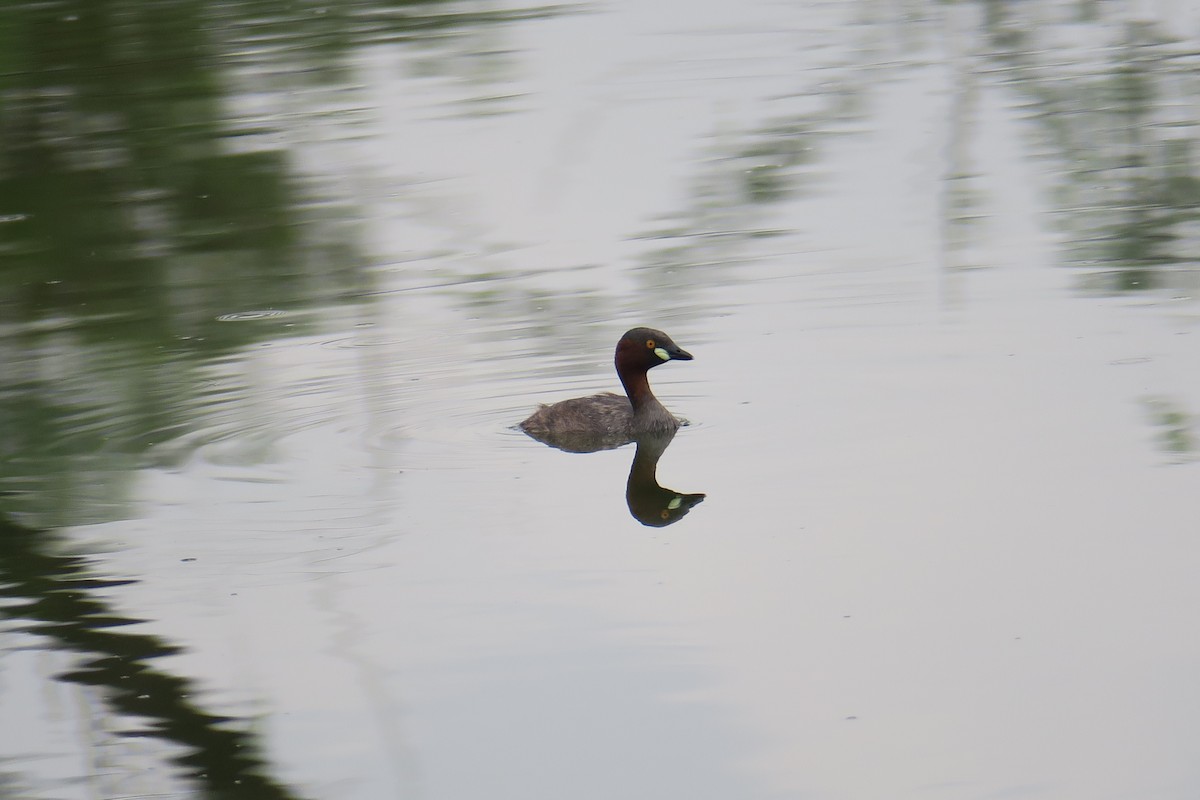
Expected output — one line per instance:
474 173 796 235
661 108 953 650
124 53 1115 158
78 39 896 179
667 344 693 361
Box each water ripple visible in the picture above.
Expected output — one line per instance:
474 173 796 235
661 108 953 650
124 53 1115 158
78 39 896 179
216 309 292 322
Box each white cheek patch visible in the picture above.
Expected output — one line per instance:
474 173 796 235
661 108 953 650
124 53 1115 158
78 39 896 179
654 347 670 361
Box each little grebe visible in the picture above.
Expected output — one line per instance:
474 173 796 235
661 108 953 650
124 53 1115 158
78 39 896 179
520 327 693 449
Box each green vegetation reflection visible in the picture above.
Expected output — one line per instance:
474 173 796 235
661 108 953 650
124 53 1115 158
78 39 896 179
0 0 567 526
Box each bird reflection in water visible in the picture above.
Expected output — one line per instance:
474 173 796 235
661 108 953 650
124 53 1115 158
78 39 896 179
625 429 705 527
520 424 705 527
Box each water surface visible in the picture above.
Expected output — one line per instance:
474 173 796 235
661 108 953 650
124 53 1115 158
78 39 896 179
2 1 1199 798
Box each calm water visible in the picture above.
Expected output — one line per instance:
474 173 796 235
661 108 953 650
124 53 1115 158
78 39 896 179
2 1 1199 798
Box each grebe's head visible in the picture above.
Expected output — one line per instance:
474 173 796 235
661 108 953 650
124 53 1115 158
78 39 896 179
615 327 693 372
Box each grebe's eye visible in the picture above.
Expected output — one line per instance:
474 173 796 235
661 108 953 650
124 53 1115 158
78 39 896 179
645 339 656 349
660 510 670 520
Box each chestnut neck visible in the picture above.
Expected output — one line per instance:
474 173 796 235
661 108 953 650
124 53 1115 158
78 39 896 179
618 366 656 412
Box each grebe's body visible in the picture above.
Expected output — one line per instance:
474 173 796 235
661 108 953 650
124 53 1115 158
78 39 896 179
520 327 693 451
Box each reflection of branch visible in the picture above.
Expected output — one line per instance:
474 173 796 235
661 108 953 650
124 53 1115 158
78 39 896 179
978 8 1200 286
1141 396 1196 463
0 515 307 800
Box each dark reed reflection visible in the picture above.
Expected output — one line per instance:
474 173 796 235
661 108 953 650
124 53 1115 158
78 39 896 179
0 514 307 799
